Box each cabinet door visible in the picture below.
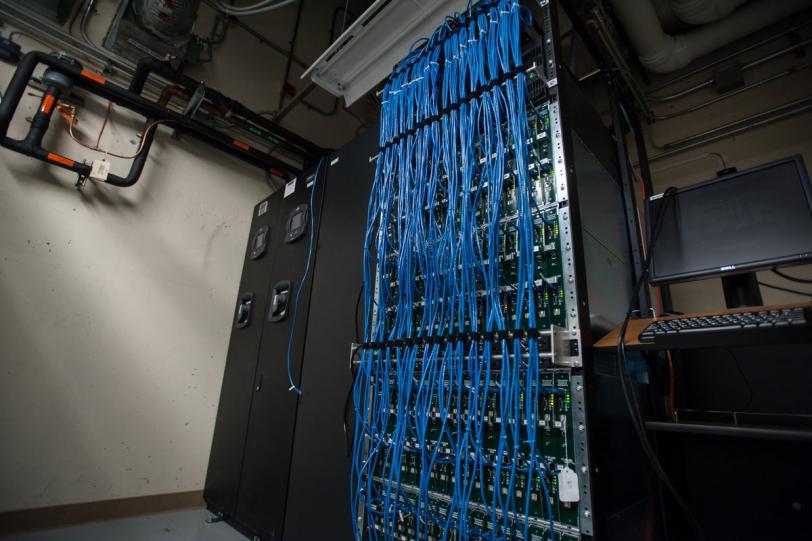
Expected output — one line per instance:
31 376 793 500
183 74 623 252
204 194 282 518
235 167 327 540
282 131 376 541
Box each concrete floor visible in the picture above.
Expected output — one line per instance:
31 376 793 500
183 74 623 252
0 509 246 541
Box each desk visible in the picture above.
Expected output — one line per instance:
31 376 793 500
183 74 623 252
594 301 812 350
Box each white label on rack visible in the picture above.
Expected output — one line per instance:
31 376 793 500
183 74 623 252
558 466 580 502
257 200 269 216
284 178 296 198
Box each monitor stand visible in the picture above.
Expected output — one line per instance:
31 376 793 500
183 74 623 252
721 273 763 309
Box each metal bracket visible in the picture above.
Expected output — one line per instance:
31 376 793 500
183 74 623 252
204 512 224 524
548 100 583 369
74 174 88 191
350 342 361 368
570 375 593 536
552 325 581 367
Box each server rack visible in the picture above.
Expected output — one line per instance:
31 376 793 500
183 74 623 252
206 1 659 539
348 1 657 540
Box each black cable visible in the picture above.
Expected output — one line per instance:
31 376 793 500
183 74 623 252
616 186 707 540
343 345 361 457
725 348 753 411
772 268 812 284
354 283 363 343
344 283 364 457
343 378 353 457
757 281 812 297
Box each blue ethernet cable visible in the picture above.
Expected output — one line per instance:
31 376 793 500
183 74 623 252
285 156 325 395
353 2 557 538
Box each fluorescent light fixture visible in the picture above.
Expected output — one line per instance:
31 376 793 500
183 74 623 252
302 0 467 106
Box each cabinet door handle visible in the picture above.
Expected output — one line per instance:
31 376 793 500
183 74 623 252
268 281 292 322
234 293 254 329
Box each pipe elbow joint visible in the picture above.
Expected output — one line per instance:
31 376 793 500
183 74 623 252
638 34 694 73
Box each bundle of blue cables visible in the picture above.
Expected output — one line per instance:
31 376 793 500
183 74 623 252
350 1 559 539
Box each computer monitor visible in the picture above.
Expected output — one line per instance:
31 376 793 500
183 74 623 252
646 155 812 286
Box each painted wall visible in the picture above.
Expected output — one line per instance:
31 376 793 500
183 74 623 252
0 0 365 512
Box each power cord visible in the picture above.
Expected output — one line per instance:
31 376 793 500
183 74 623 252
343 284 364 457
725 348 754 412
285 156 326 395
757 281 812 297
772 268 812 284
616 186 707 540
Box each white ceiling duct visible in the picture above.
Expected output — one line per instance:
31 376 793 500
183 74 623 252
611 0 812 73
671 0 748 25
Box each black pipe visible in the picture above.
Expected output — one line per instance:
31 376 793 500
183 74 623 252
229 18 310 70
128 58 328 159
278 0 304 111
273 81 318 122
0 52 305 186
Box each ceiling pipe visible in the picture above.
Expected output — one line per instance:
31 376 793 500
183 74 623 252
671 0 748 25
610 0 812 73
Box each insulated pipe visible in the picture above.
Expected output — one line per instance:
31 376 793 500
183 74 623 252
129 58 328 158
611 0 812 73
0 52 296 185
670 0 748 25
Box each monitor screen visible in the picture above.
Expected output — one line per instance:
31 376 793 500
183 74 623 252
647 155 812 285
291 211 304 230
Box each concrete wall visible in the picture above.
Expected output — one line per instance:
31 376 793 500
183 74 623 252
0 0 364 512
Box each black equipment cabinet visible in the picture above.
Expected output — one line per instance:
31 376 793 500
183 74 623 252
234 168 327 540
282 130 377 541
204 130 377 541
203 163 327 540
204 193 281 520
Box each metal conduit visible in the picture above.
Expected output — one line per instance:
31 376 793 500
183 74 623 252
653 60 812 120
649 96 812 162
646 18 812 94
647 35 812 102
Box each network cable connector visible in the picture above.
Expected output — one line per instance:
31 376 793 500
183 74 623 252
351 1 592 540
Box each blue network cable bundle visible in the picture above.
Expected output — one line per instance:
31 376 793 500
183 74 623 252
352 1 593 540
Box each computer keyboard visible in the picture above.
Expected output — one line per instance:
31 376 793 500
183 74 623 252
638 306 812 349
